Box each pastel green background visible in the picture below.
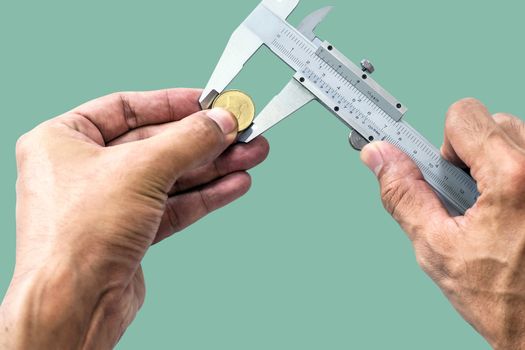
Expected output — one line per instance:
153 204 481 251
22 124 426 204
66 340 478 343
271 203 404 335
1 0 523 348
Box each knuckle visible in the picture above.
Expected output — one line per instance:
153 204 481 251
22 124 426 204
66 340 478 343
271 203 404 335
446 101 487 136
493 113 525 136
414 249 449 284
497 151 525 196
15 122 58 165
15 133 31 157
108 91 129 104
447 97 482 120
413 239 440 274
14 127 45 161
414 248 433 273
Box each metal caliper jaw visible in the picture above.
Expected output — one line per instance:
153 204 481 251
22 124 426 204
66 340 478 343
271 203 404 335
237 76 315 143
199 0 301 110
198 25 263 110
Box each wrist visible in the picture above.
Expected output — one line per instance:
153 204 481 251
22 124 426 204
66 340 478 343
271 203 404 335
0 255 122 349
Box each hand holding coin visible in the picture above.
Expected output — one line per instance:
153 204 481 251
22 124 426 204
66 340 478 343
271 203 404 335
211 90 255 132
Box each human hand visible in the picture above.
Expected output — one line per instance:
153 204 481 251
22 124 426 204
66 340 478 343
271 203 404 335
0 88 269 349
360 98 525 349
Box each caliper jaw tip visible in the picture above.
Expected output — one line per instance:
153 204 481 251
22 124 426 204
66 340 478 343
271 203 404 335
297 6 333 41
199 89 219 110
237 127 256 143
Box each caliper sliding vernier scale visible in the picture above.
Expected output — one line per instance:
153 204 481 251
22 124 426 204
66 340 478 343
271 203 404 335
199 0 479 215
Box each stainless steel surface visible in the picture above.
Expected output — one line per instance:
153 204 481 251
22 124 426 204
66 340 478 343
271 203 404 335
262 0 299 19
199 0 480 215
199 0 300 109
238 78 314 143
297 6 333 41
360 59 375 74
199 25 262 109
316 42 405 122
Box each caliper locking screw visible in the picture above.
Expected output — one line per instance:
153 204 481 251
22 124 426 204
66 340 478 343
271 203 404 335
360 59 375 74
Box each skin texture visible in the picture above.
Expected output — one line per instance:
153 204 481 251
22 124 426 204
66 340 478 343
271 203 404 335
361 98 525 350
1 93 524 349
0 88 269 349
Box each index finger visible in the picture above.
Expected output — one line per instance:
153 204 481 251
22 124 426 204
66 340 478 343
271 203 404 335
69 88 202 143
442 98 515 189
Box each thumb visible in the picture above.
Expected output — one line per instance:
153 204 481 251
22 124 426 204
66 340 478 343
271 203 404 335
139 108 238 189
360 141 451 241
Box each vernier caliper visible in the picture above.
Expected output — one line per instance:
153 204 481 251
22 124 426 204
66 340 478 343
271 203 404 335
199 0 479 215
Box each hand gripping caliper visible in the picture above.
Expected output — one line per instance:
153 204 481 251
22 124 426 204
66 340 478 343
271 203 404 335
199 0 479 215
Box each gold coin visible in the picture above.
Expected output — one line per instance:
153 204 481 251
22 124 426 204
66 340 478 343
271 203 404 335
211 90 255 132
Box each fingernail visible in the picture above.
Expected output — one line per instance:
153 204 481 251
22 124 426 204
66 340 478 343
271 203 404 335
207 108 237 134
361 143 384 176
